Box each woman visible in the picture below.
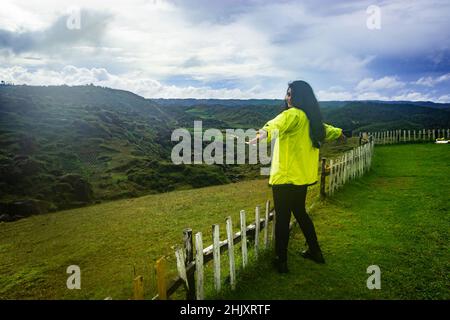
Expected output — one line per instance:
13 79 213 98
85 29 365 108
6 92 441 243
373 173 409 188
249 80 345 273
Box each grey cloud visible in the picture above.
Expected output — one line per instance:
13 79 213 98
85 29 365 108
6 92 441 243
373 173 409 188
181 56 204 68
169 0 280 25
0 10 111 54
169 0 364 26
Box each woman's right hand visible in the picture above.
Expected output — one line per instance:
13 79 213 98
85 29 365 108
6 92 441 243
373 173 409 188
248 130 267 145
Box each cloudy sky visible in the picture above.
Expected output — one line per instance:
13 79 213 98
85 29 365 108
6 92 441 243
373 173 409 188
1 0 449 101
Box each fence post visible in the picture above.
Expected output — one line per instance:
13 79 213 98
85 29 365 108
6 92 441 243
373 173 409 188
255 206 260 259
271 208 276 245
195 232 204 300
156 257 167 300
183 228 195 300
361 144 364 174
212 224 221 294
355 147 359 177
226 217 236 290
352 147 355 176
336 157 340 190
329 159 334 195
360 146 363 176
344 153 348 184
240 210 248 268
320 158 327 197
264 200 270 249
367 143 370 170
175 246 188 294
133 275 144 300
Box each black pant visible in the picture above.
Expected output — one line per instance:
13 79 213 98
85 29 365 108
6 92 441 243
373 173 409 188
272 184 321 262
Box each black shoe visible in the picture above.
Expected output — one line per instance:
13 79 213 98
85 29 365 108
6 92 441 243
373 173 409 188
272 258 289 273
301 249 325 264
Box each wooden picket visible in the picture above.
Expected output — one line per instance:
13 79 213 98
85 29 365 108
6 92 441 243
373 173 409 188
212 224 221 293
226 216 236 291
195 232 204 300
254 206 260 259
240 210 248 268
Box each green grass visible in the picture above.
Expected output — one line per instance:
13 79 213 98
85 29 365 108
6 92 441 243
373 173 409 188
1 143 448 300
0 179 279 299
214 143 450 300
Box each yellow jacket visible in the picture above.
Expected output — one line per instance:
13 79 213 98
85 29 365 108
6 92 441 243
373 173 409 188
262 107 342 186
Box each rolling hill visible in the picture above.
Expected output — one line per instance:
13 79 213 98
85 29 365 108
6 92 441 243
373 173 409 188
1 84 449 221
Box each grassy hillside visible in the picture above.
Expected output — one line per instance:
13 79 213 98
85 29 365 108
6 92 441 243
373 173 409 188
215 143 450 300
1 143 448 300
0 178 278 299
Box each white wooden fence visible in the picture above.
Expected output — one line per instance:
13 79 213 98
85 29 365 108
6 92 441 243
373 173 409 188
364 128 450 145
149 201 275 300
320 140 375 197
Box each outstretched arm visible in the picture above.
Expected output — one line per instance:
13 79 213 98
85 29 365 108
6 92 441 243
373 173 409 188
249 110 301 145
324 123 345 142
248 129 267 145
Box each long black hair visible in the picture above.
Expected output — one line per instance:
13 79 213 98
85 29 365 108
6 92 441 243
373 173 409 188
286 80 325 148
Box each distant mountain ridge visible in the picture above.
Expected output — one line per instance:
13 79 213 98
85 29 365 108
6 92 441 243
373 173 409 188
150 97 450 110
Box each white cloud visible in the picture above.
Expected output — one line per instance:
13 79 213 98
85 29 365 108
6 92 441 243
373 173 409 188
390 91 432 101
316 90 353 101
0 65 281 98
356 76 404 91
355 91 390 101
436 94 450 103
415 73 450 87
2 65 448 102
